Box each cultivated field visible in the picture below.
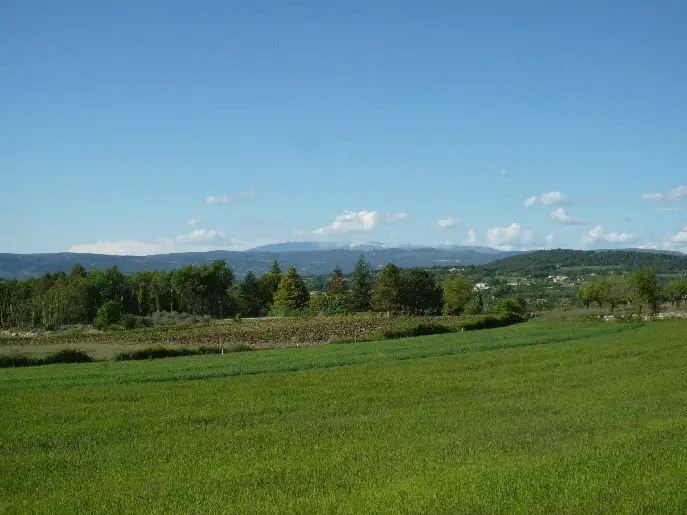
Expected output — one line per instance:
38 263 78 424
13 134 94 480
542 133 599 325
1 321 686 513
0 314 465 359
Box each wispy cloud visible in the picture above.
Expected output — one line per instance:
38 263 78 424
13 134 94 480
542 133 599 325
384 212 409 223
174 229 232 245
524 191 569 207
550 208 588 225
68 225 278 256
187 218 200 226
437 216 459 229
69 240 170 256
204 195 231 205
240 217 285 229
582 225 638 245
641 185 687 202
204 189 257 205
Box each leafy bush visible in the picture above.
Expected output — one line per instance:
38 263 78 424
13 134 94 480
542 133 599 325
47 349 93 364
121 314 153 330
494 296 528 317
308 293 350 316
93 301 122 330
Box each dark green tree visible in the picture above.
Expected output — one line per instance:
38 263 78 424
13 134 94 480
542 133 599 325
272 266 309 312
70 263 87 278
327 265 347 294
442 276 474 315
400 268 442 314
628 267 663 314
599 276 630 313
238 271 263 317
257 260 283 311
578 280 602 309
371 263 403 313
349 255 373 312
465 294 484 315
209 260 235 317
664 279 687 306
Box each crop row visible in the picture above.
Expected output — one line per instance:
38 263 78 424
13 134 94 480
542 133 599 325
0 314 465 348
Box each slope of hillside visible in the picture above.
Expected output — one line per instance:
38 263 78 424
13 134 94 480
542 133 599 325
484 249 687 275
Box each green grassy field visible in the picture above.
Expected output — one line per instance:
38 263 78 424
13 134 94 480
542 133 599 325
1 321 686 513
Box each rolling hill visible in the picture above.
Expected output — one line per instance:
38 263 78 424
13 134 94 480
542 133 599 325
483 249 687 275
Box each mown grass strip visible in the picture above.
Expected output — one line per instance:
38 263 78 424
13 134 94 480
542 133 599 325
0 322 642 391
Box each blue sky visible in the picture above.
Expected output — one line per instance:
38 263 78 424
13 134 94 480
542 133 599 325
2 1 686 255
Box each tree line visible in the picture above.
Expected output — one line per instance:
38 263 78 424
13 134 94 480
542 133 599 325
577 267 687 314
0 256 498 330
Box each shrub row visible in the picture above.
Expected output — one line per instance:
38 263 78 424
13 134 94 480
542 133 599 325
380 313 525 341
458 313 525 331
0 349 93 368
0 345 251 368
114 345 249 361
382 323 454 339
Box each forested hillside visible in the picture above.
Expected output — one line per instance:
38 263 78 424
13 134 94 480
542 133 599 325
484 249 687 275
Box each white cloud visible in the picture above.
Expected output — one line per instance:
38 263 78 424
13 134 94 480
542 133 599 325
485 223 536 250
204 195 231 205
550 208 588 225
541 192 568 205
545 234 555 245
582 225 638 245
499 168 509 176
524 196 538 207
524 191 569 207
437 216 459 229
384 212 409 223
204 189 256 205
641 185 687 202
69 240 169 256
69 225 280 255
313 210 408 235
464 229 478 245
670 225 687 244
174 229 232 244
240 217 285 229
314 210 379 235
187 218 200 226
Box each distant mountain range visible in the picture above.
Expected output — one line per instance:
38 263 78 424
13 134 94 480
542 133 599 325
0 244 517 280
250 241 504 254
2 244 684 280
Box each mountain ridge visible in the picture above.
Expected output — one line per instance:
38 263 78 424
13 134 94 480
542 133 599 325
0 246 515 280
